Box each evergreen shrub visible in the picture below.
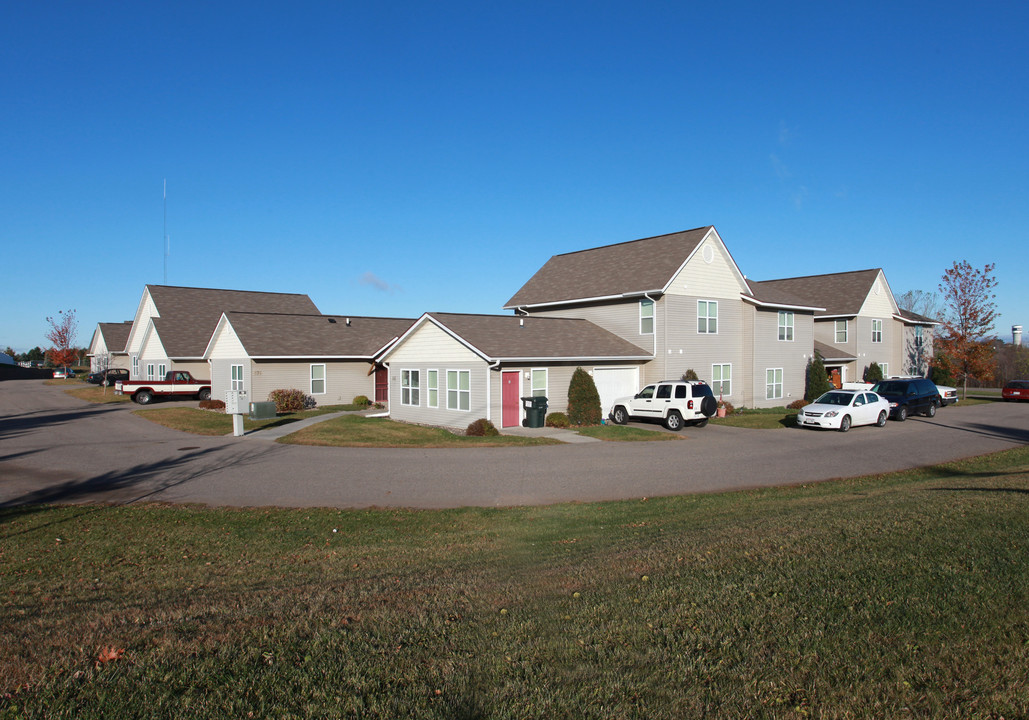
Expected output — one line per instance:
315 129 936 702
567 367 602 426
466 418 500 436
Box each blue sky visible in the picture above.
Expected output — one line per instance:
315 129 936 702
2 1 1026 352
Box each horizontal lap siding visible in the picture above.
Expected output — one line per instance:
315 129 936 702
251 361 374 405
210 359 250 403
489 362 642 419
654 295 745 399
750 309 812 408
528 301 654 352
389 361 488 430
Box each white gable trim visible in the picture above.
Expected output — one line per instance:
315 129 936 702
659 227 752 298
741 295 825 312
379 314 492 363
125 287 160 355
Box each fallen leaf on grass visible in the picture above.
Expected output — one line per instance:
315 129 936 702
96 646 125 667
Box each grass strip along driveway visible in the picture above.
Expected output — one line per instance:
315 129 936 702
2 447 1027 718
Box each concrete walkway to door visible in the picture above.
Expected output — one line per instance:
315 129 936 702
500 425 601 444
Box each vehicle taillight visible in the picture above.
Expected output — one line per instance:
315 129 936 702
688 400 694 409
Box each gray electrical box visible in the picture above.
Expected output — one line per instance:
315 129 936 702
249 401 277 420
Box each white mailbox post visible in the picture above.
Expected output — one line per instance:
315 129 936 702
225 390 247 437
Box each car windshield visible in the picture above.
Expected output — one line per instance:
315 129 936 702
815 392 853 406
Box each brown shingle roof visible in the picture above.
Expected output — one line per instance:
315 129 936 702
222 313 414 358
424 313 652 360
98 321 133 354
504 227 713 308
749 269 882 317
897 308 938 324
814 340 856 362
744 280 824 310
146 285 320 357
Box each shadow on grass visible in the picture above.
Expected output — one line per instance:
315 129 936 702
0 443 282 536
928 486 1029 495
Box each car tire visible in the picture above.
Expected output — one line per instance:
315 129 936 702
664 410 684 431
876 410 887 427
839 415 851 432
611 406 628 425
897 406 907 422
925 401 937 418
700 396 717 417
135 390 153 405
198 388 212 402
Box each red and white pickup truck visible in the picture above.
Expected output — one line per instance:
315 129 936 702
115 371 212 405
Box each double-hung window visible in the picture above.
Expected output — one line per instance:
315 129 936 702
531 368 548 398
778 311 794 341
698 301 718 334
310 364 326 395
146 363 155 381
639 299 654 335
427 370 439 408
871 319 883 343
879 363 889 378
835 319 848 343
915 326 924 347
132 356 139 378
157 363 166 379
230 364 244 391
766 368 783 400
712 363 731 396
401 370 419 406
447 370 470 411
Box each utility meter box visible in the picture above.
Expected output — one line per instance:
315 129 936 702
249 401 277 420
225 389 247 415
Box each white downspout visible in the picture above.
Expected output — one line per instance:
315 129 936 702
486 360 501 422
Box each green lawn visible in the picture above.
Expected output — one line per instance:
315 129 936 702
282 413 560 447
574 423 680 441
2 447 1027 718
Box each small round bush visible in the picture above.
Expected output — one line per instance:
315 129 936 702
352 395 371 408
269 388 316 413
466 418 500 437
545 412 569 428
199 399 226 411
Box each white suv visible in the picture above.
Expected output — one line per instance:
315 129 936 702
608 380 718 431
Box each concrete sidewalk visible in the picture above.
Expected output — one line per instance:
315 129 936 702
245 410 357 440
500 425 601 444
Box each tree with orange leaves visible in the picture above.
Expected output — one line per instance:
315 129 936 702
45 309 79 371
936 261 998 399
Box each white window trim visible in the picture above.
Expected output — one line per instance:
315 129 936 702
427 369 439 408
132 355 139 379
711 363 732 397
835 319 848 344
310 363 326 395
879 363 888 378
639 299 655 335
230 364 244 391
531 368 548 398
698 300 718 335
401 369 420 407
146 363 155 381
871 319 883 343
157 363 166 379
778 311 794 342
766 368 784 400
446 369 471 412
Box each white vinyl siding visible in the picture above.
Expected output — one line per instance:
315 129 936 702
835 320 848 343
427 370 439 408
310 364 326 395
871 319 883 343
698 301 718 334
531 368 548 398
712 363 731 397
230 364 244 391
778 311 794 341
766 368 783 400
639 299 654 335
447 370 470 411
401 370 420 406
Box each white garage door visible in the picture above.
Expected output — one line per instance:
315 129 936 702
592 367 640 415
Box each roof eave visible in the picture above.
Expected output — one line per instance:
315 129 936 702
503 290 663 311
741 296 825 312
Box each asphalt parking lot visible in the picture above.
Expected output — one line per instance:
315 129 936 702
1 380 1027 510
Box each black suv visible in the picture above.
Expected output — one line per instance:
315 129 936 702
87 368 129 386
871 378 941 421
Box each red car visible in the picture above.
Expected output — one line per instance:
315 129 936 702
1003 380 1029 401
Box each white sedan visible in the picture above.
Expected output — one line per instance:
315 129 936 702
796 390 890 432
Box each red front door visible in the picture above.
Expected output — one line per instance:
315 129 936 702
374 366 388 403
502 371 521 427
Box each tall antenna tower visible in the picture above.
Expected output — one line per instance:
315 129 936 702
163 179 170 284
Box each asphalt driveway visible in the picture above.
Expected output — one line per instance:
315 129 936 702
1 380 1027 510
